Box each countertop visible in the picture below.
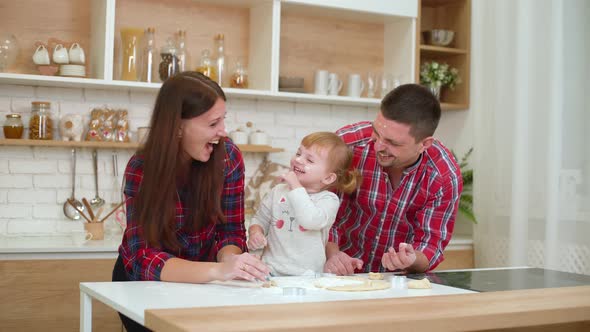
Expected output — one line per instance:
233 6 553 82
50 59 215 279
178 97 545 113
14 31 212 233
0 234 472 259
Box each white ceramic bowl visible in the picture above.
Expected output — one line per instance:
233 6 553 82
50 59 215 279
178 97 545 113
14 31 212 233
423 29 455 47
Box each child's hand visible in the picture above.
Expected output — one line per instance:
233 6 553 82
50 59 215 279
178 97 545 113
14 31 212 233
247 231 267 250
281 171 302 190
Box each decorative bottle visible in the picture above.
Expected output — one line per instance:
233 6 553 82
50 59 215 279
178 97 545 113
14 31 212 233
176 30 190 72
142 27 156 83
214 33 226 86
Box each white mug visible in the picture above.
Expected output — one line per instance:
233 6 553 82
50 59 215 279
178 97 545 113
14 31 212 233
32 45 50 65
71 231 93 246
328 73 343 96
314 69 329 95
68 43 85 64
347 74 365 98
52 44 69 64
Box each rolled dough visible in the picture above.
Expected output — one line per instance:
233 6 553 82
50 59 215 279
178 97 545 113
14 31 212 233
407 278 432 289
314 276 390 292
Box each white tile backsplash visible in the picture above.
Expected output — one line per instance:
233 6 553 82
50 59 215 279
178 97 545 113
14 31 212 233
0 83 469 236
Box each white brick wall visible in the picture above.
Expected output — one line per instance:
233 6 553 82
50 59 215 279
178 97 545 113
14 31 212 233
0 83 470 236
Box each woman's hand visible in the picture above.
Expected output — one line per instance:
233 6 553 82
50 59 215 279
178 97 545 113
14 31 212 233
214 253 270 282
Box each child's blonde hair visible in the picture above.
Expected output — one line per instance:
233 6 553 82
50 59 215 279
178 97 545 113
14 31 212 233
300 132 361 194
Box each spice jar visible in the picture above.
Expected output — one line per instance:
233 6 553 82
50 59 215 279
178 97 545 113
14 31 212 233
230 58 248 89
196 49 216 80
29 101 53 140
3 113 24 139
159 38 179 81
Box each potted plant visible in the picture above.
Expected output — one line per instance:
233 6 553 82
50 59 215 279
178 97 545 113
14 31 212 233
453 147 477 223
419 61 461 99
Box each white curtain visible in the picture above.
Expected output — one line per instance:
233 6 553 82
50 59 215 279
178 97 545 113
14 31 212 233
472 0 590 274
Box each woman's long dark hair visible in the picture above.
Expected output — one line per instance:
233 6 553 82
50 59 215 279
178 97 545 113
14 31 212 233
137 72 227 250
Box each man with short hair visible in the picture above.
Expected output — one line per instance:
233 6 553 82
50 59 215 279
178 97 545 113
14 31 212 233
325 84 462 274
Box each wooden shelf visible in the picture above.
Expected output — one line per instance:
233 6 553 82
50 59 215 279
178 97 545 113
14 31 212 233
440 102 469 111
420 44 468 55
0 139 139 149
238 145 284 153
0 139 284 153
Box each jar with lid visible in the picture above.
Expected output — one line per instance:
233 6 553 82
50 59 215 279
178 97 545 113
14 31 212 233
159 38 180 81
230 58 248 89
3 113 24 139
196 49 216 80
29 101 53 140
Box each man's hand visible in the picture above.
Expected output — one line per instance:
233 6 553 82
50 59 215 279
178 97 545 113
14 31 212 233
324 251 364 275
381 242 417 271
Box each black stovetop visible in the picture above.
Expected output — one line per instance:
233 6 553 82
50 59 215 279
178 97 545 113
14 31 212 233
407 267 590 292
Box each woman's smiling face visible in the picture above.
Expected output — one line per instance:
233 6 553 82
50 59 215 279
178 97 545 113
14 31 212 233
180 98 227 162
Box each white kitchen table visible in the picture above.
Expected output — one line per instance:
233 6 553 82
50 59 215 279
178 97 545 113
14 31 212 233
79 273 474 332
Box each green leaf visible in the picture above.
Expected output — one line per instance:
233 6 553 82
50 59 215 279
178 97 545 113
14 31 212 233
459 200 477 223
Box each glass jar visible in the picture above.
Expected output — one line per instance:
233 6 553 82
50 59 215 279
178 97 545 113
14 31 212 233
120 28 144 81
196 49 216 79
29 101 53 140
3 113 24 139
230 58 248 89
159 38 179 81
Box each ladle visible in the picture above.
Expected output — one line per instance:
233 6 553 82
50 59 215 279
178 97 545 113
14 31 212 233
90 149 105 208
63 148 85 220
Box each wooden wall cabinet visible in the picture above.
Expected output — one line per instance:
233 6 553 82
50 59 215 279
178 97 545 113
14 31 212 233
0 259 120 332
416 0 471 110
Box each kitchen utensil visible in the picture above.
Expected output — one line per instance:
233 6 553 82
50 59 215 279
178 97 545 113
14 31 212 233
97 201 125 223
66 198 92 223
90 149 105 209
422 29 455 47
63 148 85 220
82 197 95 221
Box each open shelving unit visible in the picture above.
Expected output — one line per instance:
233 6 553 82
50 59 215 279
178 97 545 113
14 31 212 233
416 0 471 110
0 0 424 108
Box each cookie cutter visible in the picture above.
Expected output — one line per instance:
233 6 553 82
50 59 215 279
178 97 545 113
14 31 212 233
282 287 306 296
391 276 407 289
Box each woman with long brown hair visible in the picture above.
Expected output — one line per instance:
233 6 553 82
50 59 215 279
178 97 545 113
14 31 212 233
112 72 269 331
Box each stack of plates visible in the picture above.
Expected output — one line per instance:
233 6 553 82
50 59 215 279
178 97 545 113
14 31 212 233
59 64 86 77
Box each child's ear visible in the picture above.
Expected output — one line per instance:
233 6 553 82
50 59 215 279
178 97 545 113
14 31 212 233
322 172 337 186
